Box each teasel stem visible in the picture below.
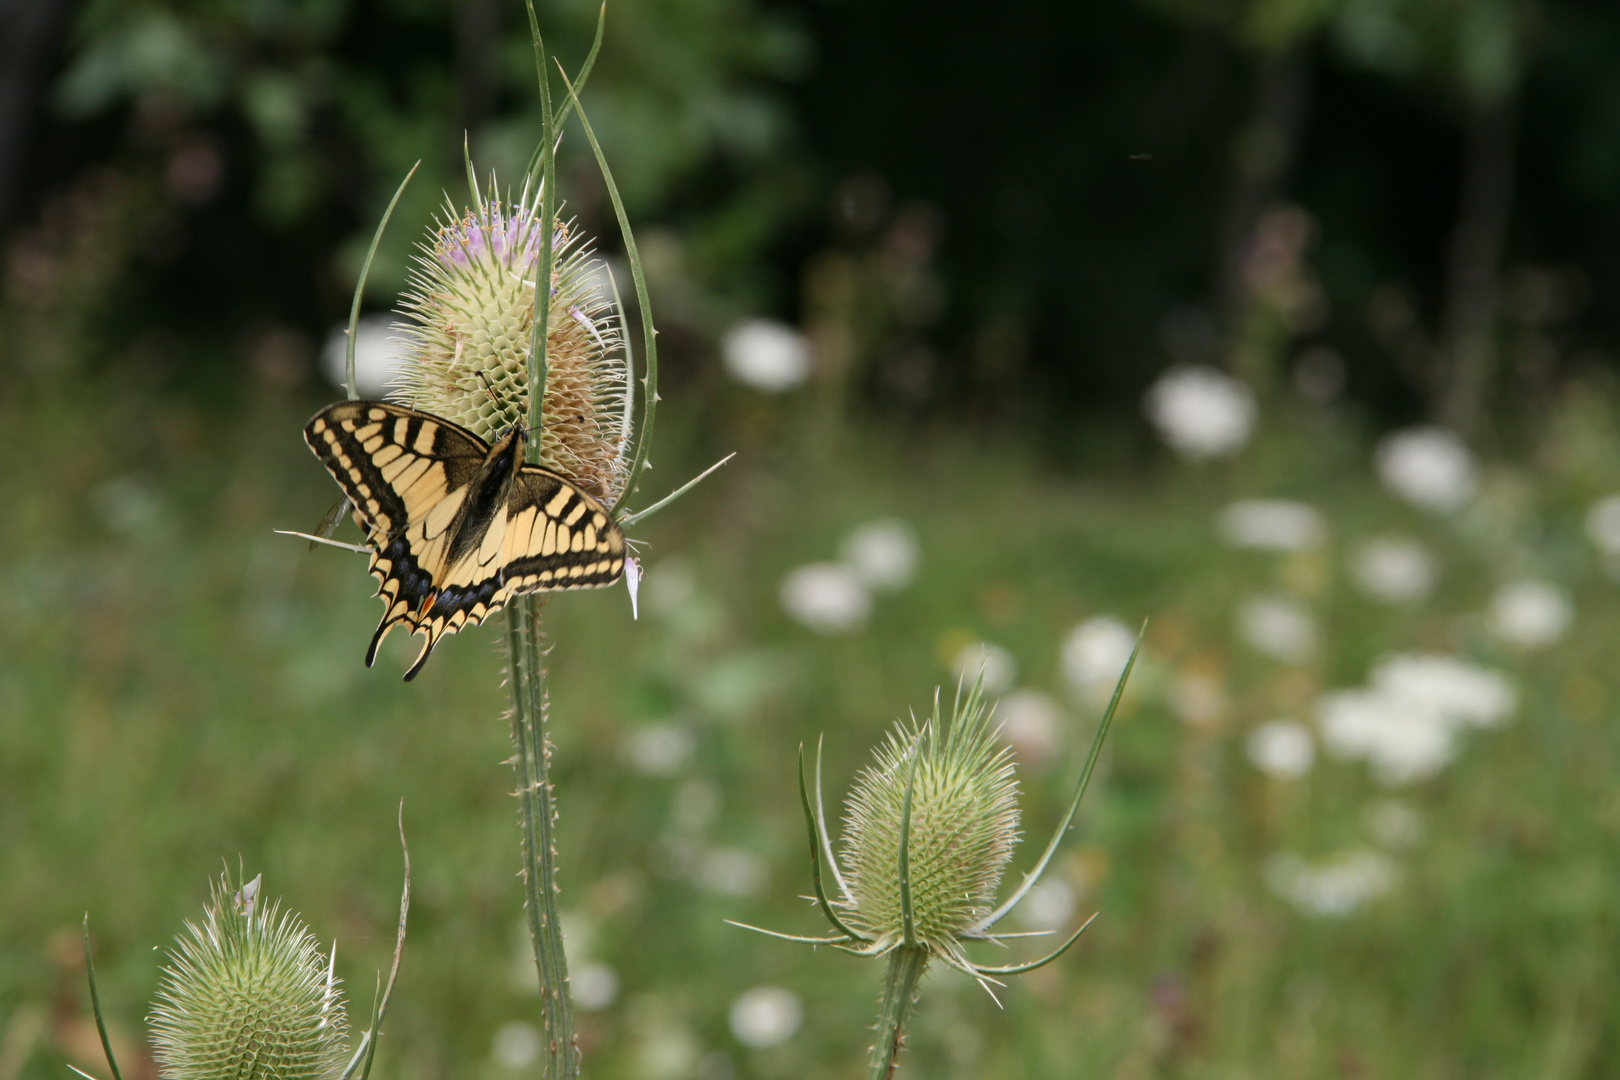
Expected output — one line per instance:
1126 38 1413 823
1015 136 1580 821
505 596 577 1077
870 946 929 1080
501 16 586 1076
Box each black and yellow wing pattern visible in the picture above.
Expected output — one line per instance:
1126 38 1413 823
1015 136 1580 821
304 400 626 680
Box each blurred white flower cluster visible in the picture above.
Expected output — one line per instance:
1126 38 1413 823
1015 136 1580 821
1247 719 1315 779
1375 427 1475 513
1216 499 1326 551
1061 616 1137 706
722 318 811 392
1351 535 1438 603
729 986 803 1048
1265 849 1397 918
1489 580 1572 649
1586 494 1620 562
1237 594 1316 663
322 315 407 396
1144 366 1257 460
952 640 1017 694
779 519 919 634
1316 653 1516 786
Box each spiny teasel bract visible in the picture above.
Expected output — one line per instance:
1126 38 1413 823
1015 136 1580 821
149 876 348 1080
393 189 630 503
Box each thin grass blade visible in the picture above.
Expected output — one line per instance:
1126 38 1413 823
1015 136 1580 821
80 916 124 1080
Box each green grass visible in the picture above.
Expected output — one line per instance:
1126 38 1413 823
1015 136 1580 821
4 373 1620 1080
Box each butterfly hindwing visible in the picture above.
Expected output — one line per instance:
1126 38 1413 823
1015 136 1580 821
499 467 628 592
303 400 626 681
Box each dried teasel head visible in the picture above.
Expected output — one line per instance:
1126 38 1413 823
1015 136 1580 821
392 190 629 503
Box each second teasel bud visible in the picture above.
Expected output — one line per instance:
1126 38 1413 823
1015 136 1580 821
839 683 1021 956
149 874 348 1080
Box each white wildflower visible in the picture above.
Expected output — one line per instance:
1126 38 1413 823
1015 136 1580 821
779 563 870 634
698 847 768 898
840 518 919 592
1144 365 1257 460
572 962 619 1012
729 987 803 1048
722 318 810 392
1369 653 1516 729
1216 499 1326 551
953 641 1017 695
1316 653 1515 786
1265 849 1397 917
1061 616 1137 703
1351 535 1438 603
1237 595 1316 663
1247 720 1315 779
995 689 1063 767
624 721 696 776
492 1022 542 1070
1375 427 1475 512
1168 669 1229 727
1584 494 1620 557
321 315 407 396
1489 580 1572 649
1014 878 1078 932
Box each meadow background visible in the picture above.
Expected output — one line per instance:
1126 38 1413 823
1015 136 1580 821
5 0 1620 1077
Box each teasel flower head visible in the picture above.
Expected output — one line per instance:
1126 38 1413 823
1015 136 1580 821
839 682 1021 962
149 874 348 1080
392 187 630 503
731 631 1142 1077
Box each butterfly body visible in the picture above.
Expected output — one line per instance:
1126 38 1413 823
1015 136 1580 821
304 401 625 680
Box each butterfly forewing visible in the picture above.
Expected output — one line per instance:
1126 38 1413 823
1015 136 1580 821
303 400 627 680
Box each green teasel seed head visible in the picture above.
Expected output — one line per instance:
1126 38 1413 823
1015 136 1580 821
149 874 348 1080
393 191 630 503
840 682 1020 955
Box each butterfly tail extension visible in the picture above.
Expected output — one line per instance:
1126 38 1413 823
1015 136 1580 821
401 623 446 682
366 607 411 668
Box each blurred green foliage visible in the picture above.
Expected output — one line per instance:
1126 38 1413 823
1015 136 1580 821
6 324 1620 1077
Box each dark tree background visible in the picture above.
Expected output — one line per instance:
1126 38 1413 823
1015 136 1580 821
5 0 1619 451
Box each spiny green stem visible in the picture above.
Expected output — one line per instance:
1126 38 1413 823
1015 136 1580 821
505 596 577 1078
869 946 929 1080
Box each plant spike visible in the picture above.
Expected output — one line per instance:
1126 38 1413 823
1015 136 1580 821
815 735 853 901
552 64 658 515
796 744 871 945
896 733 924 947
346 162 420 401
969 621 1145 935
962 912 1099 978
